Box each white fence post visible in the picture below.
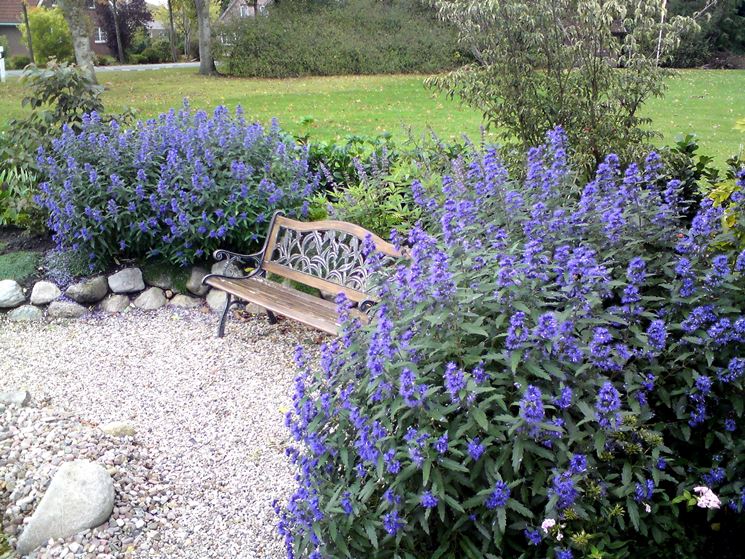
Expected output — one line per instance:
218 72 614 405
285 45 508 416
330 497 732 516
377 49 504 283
0 46 6 83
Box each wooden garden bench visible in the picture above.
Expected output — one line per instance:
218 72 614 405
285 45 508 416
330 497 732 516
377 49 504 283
201 211 404 337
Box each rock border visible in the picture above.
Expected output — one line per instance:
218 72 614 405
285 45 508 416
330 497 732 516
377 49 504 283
0 263 251 322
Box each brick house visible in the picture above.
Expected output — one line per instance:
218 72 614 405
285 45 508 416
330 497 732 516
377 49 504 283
0 0 114 58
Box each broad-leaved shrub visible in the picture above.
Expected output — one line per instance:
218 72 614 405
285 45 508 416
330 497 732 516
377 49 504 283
277 129 745 559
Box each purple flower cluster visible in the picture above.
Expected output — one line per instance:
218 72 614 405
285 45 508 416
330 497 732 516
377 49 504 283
276 127 745 559
35 103 318 267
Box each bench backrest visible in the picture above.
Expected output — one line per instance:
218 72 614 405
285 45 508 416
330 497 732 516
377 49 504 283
261 214 403 303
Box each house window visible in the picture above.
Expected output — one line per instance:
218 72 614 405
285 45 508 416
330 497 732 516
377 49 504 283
87 0 96 9
239 4 250 17
94 27 108 43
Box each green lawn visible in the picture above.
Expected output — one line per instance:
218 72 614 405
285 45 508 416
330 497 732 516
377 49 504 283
1 68 743 166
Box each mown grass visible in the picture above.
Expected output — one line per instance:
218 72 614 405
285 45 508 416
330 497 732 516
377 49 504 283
1 68 743 166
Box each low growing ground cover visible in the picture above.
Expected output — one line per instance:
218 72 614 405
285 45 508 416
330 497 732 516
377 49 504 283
1 69 743 166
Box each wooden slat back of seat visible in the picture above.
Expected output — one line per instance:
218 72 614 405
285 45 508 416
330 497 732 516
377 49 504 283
261 215 403 303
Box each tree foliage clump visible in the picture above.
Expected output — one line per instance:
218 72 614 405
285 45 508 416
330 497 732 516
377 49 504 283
18 7 74 64
427 0 696 170
96 0 153 58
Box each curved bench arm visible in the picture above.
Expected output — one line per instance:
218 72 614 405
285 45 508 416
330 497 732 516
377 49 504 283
202 249 265 285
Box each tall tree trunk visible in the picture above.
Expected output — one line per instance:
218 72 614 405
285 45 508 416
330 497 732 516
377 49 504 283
194 0 216 75
22 1 35 64
111 0 125 64
57 0 97 82
167 0 178 62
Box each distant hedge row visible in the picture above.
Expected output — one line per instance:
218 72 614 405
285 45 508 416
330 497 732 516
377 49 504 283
213 0 467 78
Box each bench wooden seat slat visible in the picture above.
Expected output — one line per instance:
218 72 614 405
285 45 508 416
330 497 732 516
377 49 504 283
205 275 368 335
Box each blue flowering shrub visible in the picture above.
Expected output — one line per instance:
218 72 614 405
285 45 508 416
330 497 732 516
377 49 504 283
276 129 745 559
34 103 318 268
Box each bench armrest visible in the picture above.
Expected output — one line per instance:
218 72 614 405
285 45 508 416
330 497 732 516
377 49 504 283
213 248 263 269
358 299 377 313
201 249 265 286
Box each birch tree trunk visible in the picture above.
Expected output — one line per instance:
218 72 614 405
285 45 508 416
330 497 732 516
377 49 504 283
57 0 97 82
194 0 216 75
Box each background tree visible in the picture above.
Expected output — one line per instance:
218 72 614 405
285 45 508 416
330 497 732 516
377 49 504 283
96 0 152 61
194 0 216 74
428 0 697 170
669 0 745 66
18 7 74 64
56 0 96 81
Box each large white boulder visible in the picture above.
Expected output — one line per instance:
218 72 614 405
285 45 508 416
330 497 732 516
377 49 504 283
0 279 25 308
108 268 145 294
30 281 61 305
16 460 115 555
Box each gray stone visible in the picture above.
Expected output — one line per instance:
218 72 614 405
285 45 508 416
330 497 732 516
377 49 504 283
206 289 228 314
185 267 209 297
0 390 31 406
211 260 243 278
168 294 200 309
48 301 87 319
66 276 108 304
144 269 174 290
8 305 44 322
16 460 115 555
30 281 61 305
108 268 145 294
99 421 136 437
99 294 130 313
0 279 25 308
133 287 167 311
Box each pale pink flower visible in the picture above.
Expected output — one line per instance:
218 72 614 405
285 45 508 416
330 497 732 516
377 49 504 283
540 518 556 533
693 486 721 509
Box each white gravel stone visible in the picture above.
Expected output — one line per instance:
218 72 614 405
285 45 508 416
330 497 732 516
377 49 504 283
169 294 200 309
47 300 87 319
108 268 146 294
0 309 315 558
185 267 209 297
211 261 242 278
100 421 137 437
0 279 25 308
0 389 30 406
205 289 228 313
31 281 62 305
133 287 167 311
99 294 131 313
65 276 109 304
8 304 44 322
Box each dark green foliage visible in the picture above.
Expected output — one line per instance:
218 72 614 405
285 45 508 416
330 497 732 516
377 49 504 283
669 0 745 63
8 55 31 70
306 132 470 238
214 0 465 78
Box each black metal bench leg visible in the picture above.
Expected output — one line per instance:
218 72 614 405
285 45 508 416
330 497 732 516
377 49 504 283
266 309 277 325
217 293 232 338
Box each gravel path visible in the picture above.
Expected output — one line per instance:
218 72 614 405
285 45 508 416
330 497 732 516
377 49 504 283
1 309 321 558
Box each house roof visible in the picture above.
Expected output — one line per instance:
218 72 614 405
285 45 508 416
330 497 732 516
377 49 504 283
0 0 23 24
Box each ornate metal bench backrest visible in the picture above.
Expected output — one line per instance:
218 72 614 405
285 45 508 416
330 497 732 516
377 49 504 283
260 213 403 303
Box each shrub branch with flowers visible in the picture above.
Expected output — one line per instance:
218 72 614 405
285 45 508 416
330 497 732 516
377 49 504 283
276 128 745 559
34 102 318 269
